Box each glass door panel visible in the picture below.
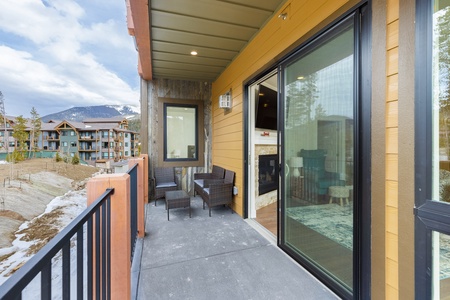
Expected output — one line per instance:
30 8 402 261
433 232 450 299
432 1 450 298
282 19 354 291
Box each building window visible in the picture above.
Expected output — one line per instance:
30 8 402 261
158 98 205 167
70 131 75 136
70 142 77 147
125 151 129 156
62 142 68 147
125 142 129 147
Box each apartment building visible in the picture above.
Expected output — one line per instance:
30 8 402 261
0 116 139 161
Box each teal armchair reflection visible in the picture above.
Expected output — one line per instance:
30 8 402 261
299 149 345 204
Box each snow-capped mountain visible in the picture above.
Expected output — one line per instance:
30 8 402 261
41 105 140 122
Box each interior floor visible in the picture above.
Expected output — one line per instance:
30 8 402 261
255 201 277 236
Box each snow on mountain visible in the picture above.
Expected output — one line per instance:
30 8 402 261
41 105 140 122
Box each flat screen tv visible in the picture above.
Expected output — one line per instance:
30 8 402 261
255 84 278 130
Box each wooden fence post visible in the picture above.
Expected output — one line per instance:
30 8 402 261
87 173 131 300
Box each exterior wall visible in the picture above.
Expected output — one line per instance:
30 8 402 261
212 0 359 216
210 0 416 297
371 0 387 298
145 79 212 195
385 1 400 297
60 129 78 155
397 0 415 298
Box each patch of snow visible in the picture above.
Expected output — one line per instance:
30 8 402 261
0 189 88 291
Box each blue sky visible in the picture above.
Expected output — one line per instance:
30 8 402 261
0 0 140 118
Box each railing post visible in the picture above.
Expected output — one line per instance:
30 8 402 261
87 174 131 300
128 157 145 238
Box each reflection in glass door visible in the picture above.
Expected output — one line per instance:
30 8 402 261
415 0 450 298
431 1 450 297
281 18 354 293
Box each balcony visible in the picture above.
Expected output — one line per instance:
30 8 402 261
136 199 337 299
0 156 336 299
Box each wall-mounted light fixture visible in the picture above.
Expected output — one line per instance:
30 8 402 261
219 90 232 109
278 13 288 20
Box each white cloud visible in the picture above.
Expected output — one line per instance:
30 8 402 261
0 0 139 117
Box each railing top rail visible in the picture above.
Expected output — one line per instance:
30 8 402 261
0 188 115 299
126 163 138 175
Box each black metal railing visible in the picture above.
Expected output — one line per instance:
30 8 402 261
0 188 114 300
127 163 138 261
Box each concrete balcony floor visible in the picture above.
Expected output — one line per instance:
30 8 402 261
132 196 338 300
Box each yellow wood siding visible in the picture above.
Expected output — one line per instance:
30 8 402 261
211 0 355 216
386 0 399 297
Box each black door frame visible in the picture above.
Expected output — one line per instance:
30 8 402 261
277 7 371 299
243 3 371 300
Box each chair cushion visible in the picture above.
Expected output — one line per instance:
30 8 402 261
156 182 177 188
194 179 204 188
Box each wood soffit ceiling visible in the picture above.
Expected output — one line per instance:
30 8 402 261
149 0 287 82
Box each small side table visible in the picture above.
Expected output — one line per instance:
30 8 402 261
165 190 191 221
290 176 304 199
328 186 350 206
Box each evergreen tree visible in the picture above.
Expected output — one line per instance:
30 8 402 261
128 117 141 133
29 107 41 157
12 115 28 160
286 73 320 127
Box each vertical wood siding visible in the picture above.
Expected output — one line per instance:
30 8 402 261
146 79 212 195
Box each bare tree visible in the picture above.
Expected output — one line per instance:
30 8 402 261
0 92 8 153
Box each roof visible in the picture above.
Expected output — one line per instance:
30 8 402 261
83 117 127 123
127 0 287 81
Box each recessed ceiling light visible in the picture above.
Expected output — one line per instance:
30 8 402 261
190 50 198 56
297 76 305 80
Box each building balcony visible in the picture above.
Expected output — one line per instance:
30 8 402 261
136 198 337 299
0 156 336 299
79 136 97 140
46 136 60 140
79 147 97 152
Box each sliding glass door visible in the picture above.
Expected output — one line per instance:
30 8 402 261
415 0 450 298
280 15 357 296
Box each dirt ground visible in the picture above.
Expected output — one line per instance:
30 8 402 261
0 158 99 250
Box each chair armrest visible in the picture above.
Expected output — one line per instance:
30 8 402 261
208 183 233 203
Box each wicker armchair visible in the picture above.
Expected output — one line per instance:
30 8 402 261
193 165 225 196
152 167 178 206
200 169 235 217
